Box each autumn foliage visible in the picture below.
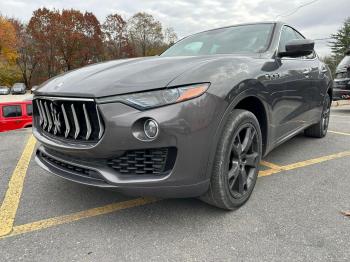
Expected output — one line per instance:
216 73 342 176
0 9 177 88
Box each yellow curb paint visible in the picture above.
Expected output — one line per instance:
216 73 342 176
0 135 36 237
260 161 283 170
0 197 158 239
329 130 350 136
259 151 350 177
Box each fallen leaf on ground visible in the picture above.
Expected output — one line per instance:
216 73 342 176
340 211 350 217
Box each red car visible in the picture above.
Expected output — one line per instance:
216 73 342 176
0 101 33 132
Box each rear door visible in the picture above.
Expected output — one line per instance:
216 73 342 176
1 105 23 131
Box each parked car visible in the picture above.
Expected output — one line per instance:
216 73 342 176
333 49 350 100
0 101 32 132
0 86 10 95
11 83 27 94
32 22 332 210
31 85 39 94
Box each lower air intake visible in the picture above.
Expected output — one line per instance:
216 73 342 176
107 147 177 175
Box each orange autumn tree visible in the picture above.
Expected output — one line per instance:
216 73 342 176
0 16 21 86
0 16 18 63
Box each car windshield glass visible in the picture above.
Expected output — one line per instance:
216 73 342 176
337 56 350 70
161 23 274 57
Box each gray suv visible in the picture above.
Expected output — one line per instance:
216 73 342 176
32 22 332 210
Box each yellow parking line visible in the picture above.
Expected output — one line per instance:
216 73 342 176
259 151 350 177
0 197 158 239
260 160 282 170
0 135 36 237
1 135 350 240
329 130 350 136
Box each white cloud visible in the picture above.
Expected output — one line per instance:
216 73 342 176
1 0 348 56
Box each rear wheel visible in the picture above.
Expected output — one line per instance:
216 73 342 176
304 93 331 138
200 110 262 210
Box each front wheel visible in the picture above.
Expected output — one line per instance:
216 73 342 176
200 110 262 210
304 93 331 138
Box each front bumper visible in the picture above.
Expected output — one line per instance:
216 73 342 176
33 93 225 197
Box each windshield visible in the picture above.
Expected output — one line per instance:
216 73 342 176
161 23 274 57
337 56 350 70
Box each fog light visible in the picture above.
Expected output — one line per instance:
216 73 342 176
144 119 159 139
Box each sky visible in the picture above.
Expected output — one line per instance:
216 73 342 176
1 0 349 57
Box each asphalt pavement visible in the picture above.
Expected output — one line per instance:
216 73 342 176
0 105 350 261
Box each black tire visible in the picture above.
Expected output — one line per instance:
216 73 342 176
304 93 331 138
200 109 262 210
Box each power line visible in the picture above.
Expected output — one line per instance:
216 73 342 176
275 0 320 20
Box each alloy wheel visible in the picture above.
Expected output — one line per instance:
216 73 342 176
227 123 259 198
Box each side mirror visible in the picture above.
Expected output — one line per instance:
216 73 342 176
279 39 315 58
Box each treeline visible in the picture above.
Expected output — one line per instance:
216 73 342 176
0 8 178 88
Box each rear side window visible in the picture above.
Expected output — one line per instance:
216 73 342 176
3 105 22 118
26 104 33 116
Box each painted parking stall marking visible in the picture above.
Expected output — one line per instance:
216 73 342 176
1 129 350 239
0 135 36 237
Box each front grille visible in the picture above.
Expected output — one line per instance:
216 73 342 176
34 97 104 141
40 151 104 181
107 147 177 175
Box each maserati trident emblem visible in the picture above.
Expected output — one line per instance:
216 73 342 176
50 104 61 135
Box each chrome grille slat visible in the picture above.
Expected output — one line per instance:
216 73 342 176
36 100 43 125
44 102 53 132
33 97 104 142
83 104 91 140
39 101 48 129
96 105 104 139
71 104 80 139
61 104 70 138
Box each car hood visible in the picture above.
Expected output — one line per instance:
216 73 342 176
35 55 258 98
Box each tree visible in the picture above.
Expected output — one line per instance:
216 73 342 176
0 64 22 86
79 11 104 66
0 16 21 87
56 9 103 71
102 13 132 59
128 12 164 56
0 16 18 63
164 27 178 46
329 17 350 60
28 8 60 78
10 19 40 88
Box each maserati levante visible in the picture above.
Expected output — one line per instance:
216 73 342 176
32 22 332 210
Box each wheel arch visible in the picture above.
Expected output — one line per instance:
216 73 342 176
234 96 268 155
204 86 271 182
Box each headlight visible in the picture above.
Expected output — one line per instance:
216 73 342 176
97 83 210 110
